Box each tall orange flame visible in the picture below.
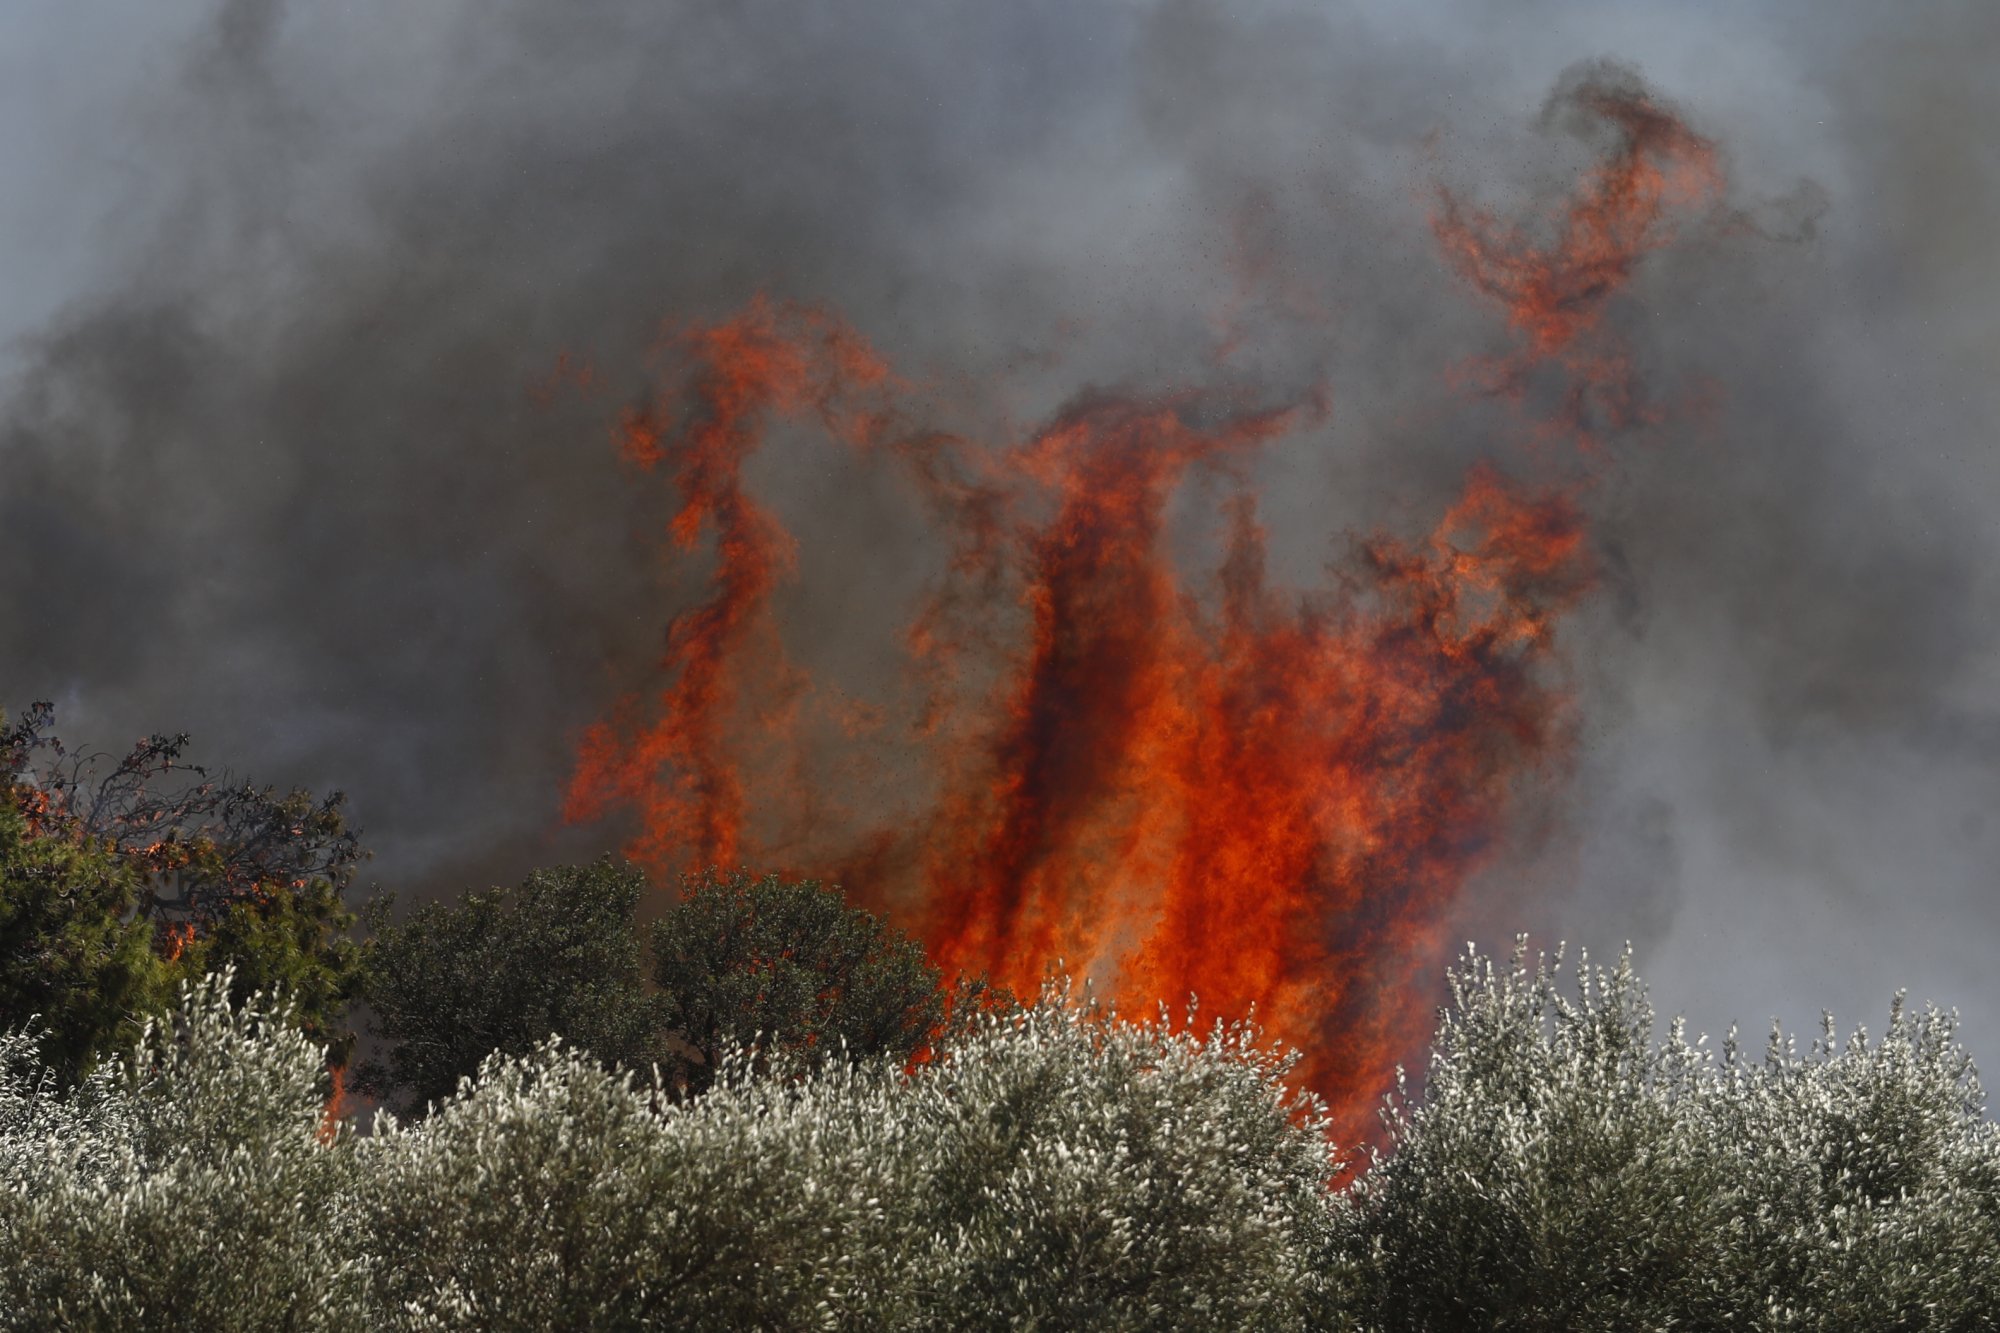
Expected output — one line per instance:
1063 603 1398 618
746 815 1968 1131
566 77 1720 1140
564 298 891 872
317 1063 347 1146
1432 70 1723 441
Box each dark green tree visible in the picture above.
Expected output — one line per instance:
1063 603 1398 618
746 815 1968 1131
0 768 169 1078
358 858 669 1112
653 869 948 1090
1 703 362 1076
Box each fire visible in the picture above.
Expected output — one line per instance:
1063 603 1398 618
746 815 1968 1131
566 73 1720 1140
317 1063 347 1146
563 299 892 873
161 921 197 963
1431 66 1723 442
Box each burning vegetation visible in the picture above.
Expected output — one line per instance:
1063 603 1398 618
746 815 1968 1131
5 38 1997 1326
564 70 1724 1140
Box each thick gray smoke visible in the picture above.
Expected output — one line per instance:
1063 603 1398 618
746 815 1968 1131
3 1 1995 1065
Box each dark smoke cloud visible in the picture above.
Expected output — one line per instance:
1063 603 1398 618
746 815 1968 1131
3 1 1994 1065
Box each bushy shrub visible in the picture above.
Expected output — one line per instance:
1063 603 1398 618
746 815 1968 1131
651 869 950 1089
2 703 364 1080
1700 995 2000 1328
346 983 1341 1330
889 985 1342 1330
2 974 1335 1331
360 865 960 1112
0 785 167 1082
348 1044 897 1330
1339 942 2000 1331
358 858 670 1112
0 973 367 1331
7 941 1997 1331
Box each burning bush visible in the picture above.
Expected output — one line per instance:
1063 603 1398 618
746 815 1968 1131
556 68 1732 1149
0 704 363 1082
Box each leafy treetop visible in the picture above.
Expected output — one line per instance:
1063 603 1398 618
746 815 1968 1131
0 703 364 1073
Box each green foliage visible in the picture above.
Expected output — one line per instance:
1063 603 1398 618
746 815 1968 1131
358 858 669 1112
2 973 1335 1331
882 984 1342 1330
1338 941 2000 1330
0 703 364 1075
6 925 1998 1330
0 738 169 1080
181 877 362 1060
0 973 366 1331
652 868 947 1088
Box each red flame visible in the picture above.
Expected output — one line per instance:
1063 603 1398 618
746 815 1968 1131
566 77 1719 1140
564 298 892 873
1431 71 1722 443
317 1063 347 1145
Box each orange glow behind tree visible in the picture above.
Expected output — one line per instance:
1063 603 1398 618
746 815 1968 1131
566 74 1723 1141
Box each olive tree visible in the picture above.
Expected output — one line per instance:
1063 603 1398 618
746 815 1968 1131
1338 941 2000 1330
0 974 367 1331
651 869 950 1088
357 858 668 1113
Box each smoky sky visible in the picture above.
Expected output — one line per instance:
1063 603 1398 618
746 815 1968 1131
3 1 1996 1071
